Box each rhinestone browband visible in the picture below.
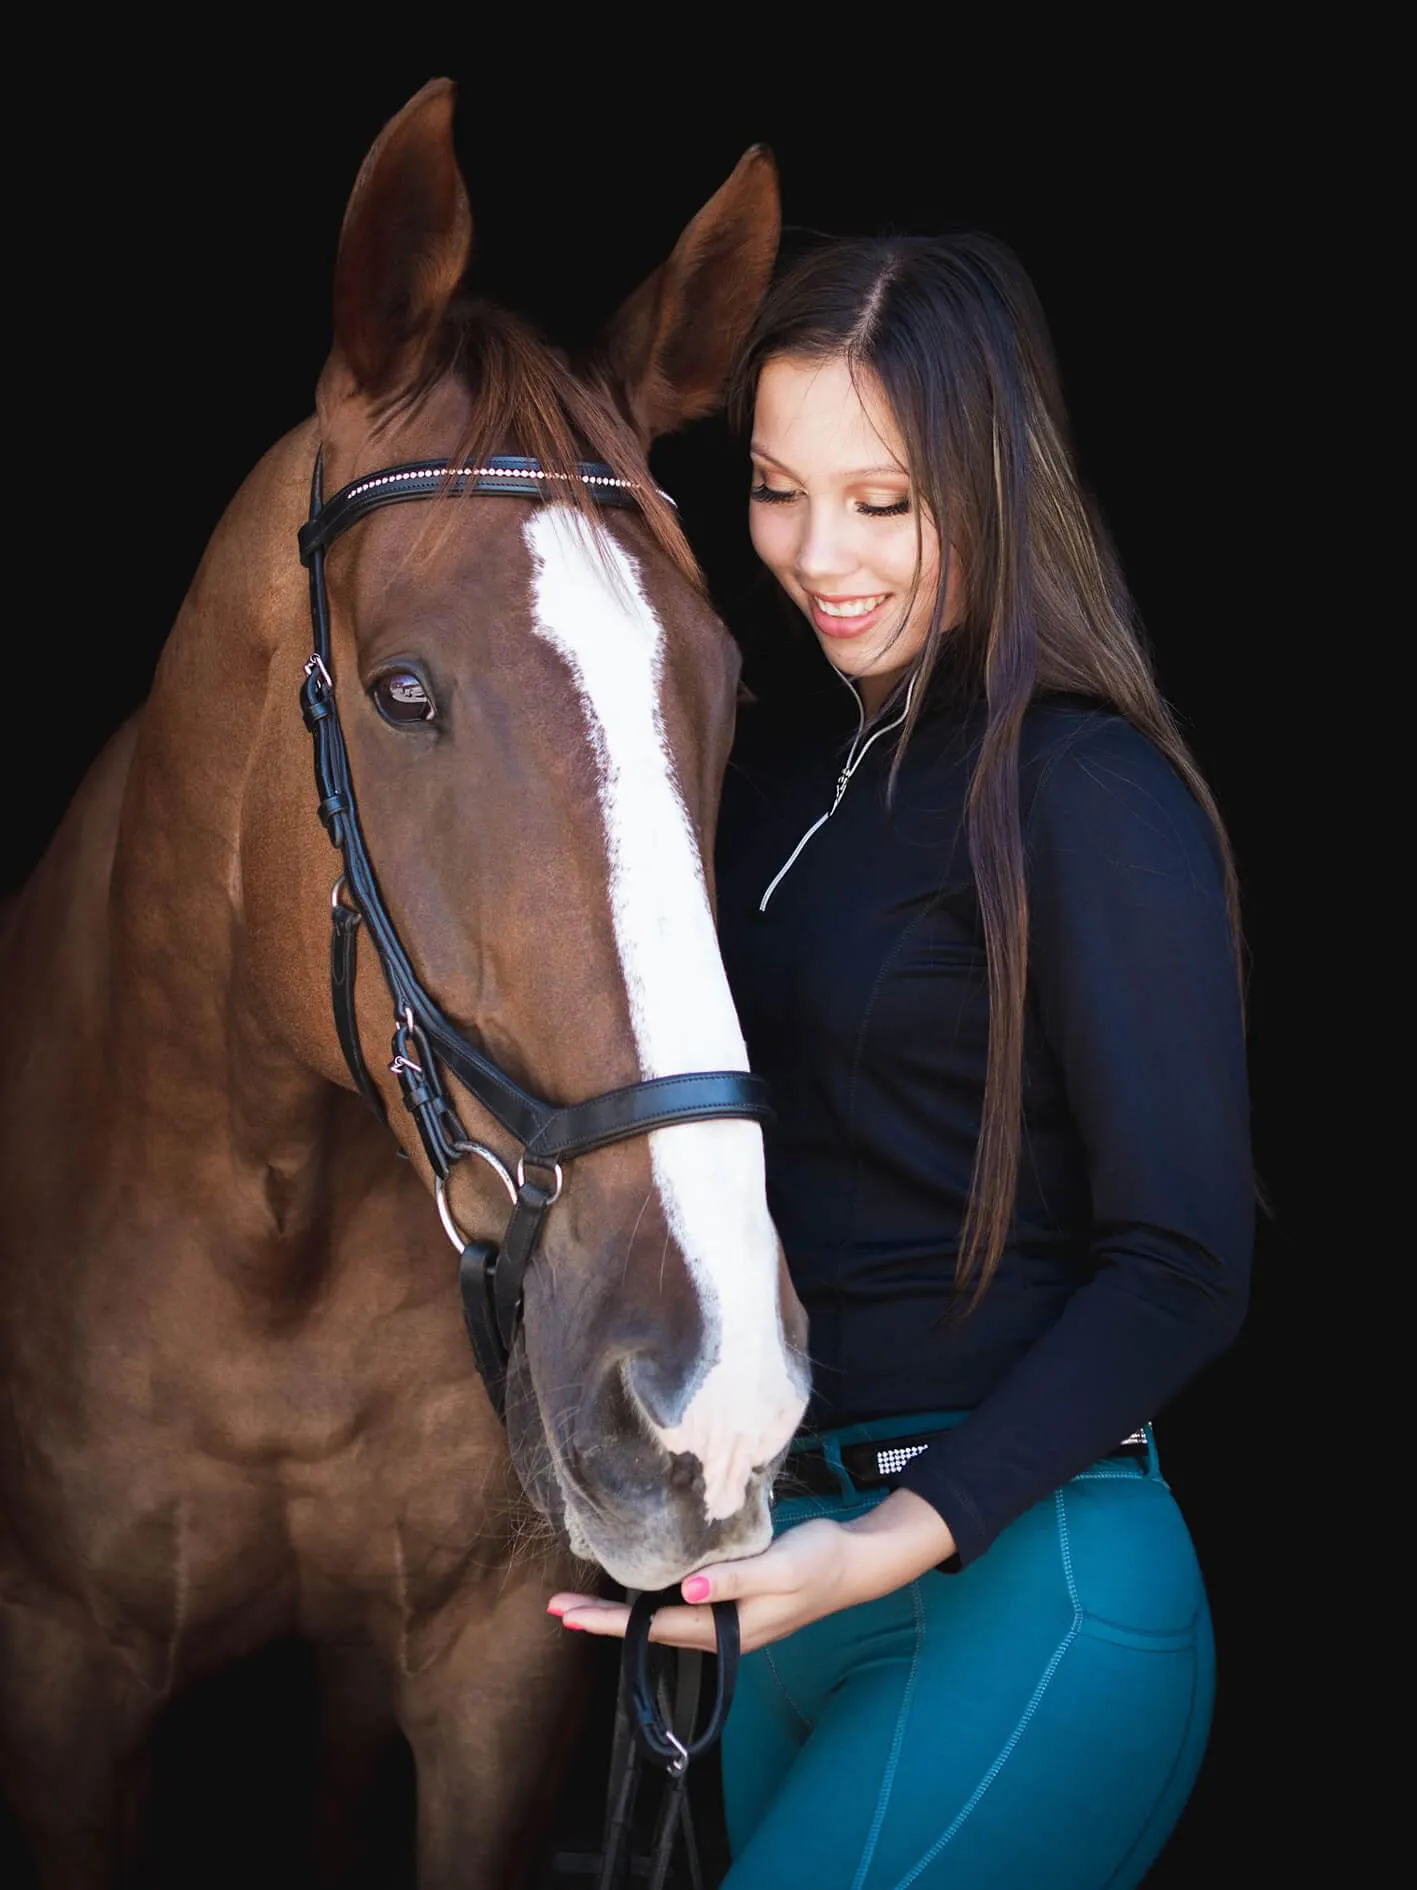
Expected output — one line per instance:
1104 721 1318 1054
337 463 675 508
297 454 677 565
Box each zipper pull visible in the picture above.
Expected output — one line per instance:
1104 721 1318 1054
830 769 851 811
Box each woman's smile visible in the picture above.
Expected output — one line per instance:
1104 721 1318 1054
808 591 893 637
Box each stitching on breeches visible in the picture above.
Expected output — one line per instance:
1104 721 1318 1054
850 1581 926 1890
758 1496 862 1730
1098 1624 1201 1890
888 1491 1083 1890
762 1646 814 1733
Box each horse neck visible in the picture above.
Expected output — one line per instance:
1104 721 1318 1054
103 421 334 1222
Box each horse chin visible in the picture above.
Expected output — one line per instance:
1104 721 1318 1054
561 1479 776 1591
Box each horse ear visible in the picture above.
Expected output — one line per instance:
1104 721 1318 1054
595 146 781 444
321 78 472 403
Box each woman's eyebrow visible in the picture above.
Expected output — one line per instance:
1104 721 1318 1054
750 446 909 481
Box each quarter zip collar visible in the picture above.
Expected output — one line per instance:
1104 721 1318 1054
758 672 918 913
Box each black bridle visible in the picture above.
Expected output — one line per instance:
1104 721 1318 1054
297 450 772 1416
297 452 752 1884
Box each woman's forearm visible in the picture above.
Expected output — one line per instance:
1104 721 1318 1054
839 1488 958 1601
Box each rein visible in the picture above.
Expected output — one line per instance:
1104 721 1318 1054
297 449 745 1886
572 1587 741 1890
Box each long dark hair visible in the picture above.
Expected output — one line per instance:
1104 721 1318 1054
729 234 1244 1305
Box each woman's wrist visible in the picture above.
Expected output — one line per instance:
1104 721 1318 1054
838 1488 959 1602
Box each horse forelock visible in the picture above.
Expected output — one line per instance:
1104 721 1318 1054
359 298 702 595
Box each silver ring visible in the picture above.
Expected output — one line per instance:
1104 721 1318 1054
435 1147 518 1254
434 1177 467 1253
515 1155 564 1204
456 1140 518 1206
330 873 354 912
664 1729 689 1777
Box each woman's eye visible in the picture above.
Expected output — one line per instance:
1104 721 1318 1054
749 482 798 504
372 670 435 725
857 497 911 518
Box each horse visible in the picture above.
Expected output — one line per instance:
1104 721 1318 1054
0 77 808 1889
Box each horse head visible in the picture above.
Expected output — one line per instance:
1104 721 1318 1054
236 81 808 1589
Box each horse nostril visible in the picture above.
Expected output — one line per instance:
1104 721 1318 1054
667 1453 702 1497
622 1353 691 1433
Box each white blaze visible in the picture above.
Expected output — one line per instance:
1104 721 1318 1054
525 509 806 1521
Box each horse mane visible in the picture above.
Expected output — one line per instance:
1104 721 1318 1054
372 297 703 590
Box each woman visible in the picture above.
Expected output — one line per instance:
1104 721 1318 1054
550 233 1252 1888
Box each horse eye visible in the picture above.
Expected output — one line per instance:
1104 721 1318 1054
372 669 435 725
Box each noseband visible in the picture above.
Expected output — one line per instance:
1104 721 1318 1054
297 451 772 1417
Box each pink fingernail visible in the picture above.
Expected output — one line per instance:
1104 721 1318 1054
546 1603 566 1617
562 1619 585 1631
682 1576 711 1603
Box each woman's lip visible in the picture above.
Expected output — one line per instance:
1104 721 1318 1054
805 593 892 640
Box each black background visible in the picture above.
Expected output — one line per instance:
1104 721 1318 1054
6 42 1325 1887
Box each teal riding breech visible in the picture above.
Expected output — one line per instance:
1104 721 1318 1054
720 1413 1214 1889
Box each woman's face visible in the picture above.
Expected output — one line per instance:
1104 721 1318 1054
749 353 959 711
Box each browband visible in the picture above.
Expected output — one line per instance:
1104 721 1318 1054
299 454 672 564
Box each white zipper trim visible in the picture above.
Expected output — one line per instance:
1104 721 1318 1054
758 810 833 912
758 675 917 913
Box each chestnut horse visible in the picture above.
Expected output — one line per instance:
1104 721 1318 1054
0 80 807 1888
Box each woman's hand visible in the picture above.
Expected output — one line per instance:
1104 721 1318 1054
547 1488 957 1654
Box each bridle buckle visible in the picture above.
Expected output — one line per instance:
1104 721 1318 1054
515 1153 564 1205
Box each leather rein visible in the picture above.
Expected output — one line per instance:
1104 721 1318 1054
297 452 748 1884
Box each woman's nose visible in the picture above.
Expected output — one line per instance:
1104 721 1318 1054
795 505 856 586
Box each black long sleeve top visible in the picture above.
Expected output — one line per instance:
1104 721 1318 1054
715 671 1253 1568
